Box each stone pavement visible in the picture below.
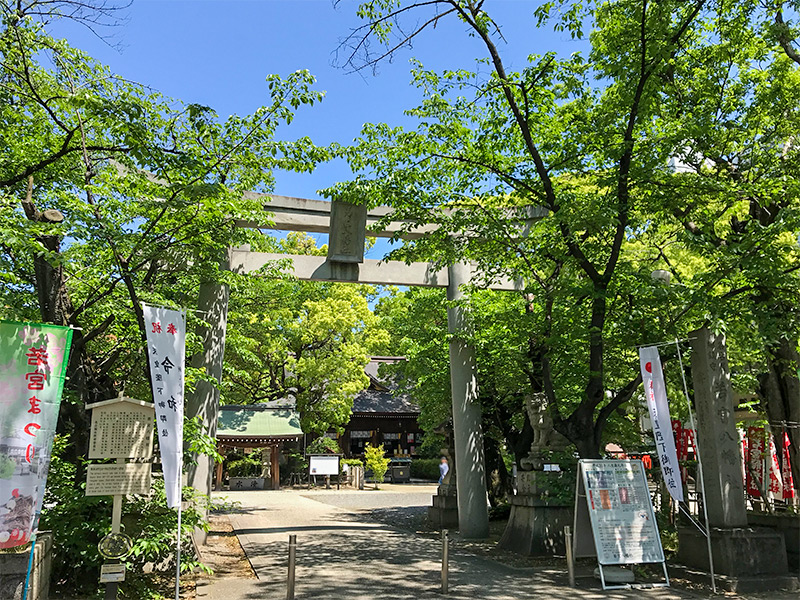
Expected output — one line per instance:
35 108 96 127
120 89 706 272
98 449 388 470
196 486 715 600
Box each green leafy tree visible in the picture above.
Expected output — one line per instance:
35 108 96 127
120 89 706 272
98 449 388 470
0 4 326 467
364 442 391 489
329 0 800 459
222 234 390 434
0 3 326 594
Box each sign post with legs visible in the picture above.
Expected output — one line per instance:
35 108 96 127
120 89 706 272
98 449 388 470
573 459 670 590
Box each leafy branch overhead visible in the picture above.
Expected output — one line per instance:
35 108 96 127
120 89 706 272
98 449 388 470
328 0 800 458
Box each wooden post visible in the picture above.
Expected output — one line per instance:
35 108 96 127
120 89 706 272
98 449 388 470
271 445 280 490
215 460 224 492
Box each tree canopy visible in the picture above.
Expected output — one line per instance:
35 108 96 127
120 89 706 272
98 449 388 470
328 0 800 458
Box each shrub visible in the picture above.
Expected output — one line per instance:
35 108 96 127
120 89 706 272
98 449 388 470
488 502 511 521
306 436 340 455
39 435 210 598
227 453 263 477
340 458 363 476
364 443 390 489
410 458 440 481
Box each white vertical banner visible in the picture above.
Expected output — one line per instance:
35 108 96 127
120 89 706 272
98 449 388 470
639 346 684 502
142 305 185 509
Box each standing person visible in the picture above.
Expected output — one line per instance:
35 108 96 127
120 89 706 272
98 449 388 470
438 456 449 484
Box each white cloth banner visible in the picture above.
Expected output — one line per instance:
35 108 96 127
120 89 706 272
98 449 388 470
143 305 185 509
639 346 684 502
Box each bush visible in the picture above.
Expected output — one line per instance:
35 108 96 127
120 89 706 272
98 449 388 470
340 458 363 476
227 453 263 477
306 436 340 455
40 435 211 598
488 502 511 521
410 458 441 481
364 443 390 489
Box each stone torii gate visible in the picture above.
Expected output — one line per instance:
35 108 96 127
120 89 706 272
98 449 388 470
187 194 542 539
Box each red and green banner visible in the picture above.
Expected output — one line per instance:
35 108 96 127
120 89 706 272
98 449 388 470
0 321 73 549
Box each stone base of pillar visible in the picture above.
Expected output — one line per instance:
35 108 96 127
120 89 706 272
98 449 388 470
677 525 797 591
428 493 459 529
498 494 572 555
498 471 572 556
670 565 799 594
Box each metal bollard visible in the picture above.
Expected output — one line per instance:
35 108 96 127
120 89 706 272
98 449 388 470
564 525 575 588
287 534 296 600
441 529 449 594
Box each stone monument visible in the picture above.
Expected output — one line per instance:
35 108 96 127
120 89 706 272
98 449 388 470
677 327 797 592
428 427 459 529
499 394 573 555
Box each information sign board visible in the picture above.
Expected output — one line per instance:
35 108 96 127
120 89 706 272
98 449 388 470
86 463 151 496
574 459 664 565
309 455 340 476
100 563 126 583
88 398 154 459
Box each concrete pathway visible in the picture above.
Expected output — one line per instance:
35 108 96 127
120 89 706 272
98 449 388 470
196 487 708 600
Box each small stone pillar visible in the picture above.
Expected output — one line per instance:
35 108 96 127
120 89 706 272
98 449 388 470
677 327 796 592
690 327 747 528
428 444 459 529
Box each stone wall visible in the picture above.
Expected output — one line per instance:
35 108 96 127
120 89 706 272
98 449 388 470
0 532 53 600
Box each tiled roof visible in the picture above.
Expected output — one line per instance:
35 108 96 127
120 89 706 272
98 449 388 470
217 405 303 439
352 389 420 415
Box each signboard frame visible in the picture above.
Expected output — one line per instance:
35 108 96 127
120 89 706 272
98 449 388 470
573 459 670 590
308 454 340 477
85 462 152 496
87 397 155 460
100 563 126 583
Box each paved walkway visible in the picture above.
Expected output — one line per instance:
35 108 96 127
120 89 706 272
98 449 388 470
197 487 703 600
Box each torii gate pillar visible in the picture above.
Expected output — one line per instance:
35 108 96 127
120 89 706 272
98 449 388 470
447 262 490 538
186 278 230 544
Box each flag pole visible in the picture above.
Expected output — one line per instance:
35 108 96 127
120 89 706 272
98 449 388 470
21 532 36 600
675 339 716 593
175 497 182 600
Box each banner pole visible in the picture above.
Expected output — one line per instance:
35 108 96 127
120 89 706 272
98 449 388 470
675 339 717 594
21 532 36 600
175 499 182 600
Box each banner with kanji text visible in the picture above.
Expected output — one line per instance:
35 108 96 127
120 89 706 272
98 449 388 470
0 321 73 549
639 345 684 503
143 305 186 509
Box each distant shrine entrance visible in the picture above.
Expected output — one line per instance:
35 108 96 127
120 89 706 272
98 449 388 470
187 194 543 539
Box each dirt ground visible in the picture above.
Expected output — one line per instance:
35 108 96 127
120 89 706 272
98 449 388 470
180 514 255 598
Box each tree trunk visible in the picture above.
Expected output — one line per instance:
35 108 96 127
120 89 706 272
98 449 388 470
758 338 800 487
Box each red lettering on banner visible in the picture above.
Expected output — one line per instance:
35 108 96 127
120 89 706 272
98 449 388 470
25 372 46 390
25 347 48 368
27 396 41 414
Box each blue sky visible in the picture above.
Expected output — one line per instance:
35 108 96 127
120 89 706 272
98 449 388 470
52 0 584 255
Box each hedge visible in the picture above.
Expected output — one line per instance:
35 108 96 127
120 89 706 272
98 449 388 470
410 458 441 481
